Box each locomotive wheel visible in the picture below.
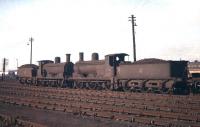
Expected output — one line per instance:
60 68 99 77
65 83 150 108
30 80 33 85
161 88 169 94
76 82 84 89
88 83 96 90
72 82 78 89
19 79 24 84
67 81 74 88
172 82 190 95
123 86 131 92
103 82 111 90
124 80 135 92
27 80 30 85
72 82 77 89
193 82 200 94
32 79 36 85
43 81 48 87
46 81 50 86
52 81 58 87
96 85 103 90
58 80 63 87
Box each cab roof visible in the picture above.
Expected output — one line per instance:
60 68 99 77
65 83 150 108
105 53 129 57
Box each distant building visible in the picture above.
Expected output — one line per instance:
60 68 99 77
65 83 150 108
188 61 200 77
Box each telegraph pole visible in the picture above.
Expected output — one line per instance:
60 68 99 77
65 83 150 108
129 15 137 62
28 37 34 64
2 58 8 81
16 59 18 69
2 58 6 80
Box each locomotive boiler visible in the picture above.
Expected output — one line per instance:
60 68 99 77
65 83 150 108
71 53 123 90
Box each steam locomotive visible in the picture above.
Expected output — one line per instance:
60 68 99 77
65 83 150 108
18 52 199 94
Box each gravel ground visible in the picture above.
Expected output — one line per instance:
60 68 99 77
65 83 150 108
0 102 140 127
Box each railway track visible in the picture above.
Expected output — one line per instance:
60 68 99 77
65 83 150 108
0 81 200 127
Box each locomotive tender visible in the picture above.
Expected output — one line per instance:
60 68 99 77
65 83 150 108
18 52 190 94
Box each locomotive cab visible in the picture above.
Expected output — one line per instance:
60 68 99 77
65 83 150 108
105 53 129 89
105 53 129 78
37 60 54 78
105 53 129 67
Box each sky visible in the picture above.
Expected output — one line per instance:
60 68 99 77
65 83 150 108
0 0 200 70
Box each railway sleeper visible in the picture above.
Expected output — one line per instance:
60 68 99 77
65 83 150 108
101 106 114 112
105 106 141 115
63 108 74 113
133 116 171 126
80 109 96 117
125 102 198 116
144 110 200 122
113 114 132 122
53 105 66 112
113 114 169 126
105 105 200 123
95 111 115 119
79 103 94 110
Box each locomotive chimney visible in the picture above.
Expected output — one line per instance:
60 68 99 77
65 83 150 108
66 54 71 63
55 57 61 63
79 52 84 61
92 53 99 61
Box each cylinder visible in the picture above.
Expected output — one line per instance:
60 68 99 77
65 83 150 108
66 54 71 63
92 53 99 61
79 52 84 61
55 57 61 64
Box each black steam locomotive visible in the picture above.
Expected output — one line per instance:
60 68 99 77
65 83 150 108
18 52 199 94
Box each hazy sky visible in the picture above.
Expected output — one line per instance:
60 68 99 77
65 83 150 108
0 0 200 70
